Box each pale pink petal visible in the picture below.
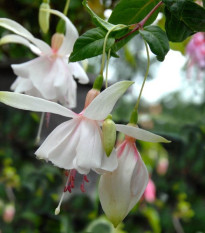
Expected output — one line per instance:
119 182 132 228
116 124 170 143
47 9 78 56
0 34 41 55
35 118 80 169
68 62 89 84
83 81 134 121
0 91 77 118
0 18 51 54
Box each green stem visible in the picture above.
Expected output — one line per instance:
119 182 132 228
105 49 111 88
63 0 70 15
134 40 150 110
100 24 126 76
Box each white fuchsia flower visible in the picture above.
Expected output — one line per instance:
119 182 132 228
98 129 169 227
0 81 135 175
0 10 89 108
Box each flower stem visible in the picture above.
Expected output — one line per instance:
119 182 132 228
105 49 111 88
100 24 126 76
63 0 70 15
116 1 163 43
134 40 150 110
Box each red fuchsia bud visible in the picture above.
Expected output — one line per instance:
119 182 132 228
51 33 64 53
3 204 15 223
144 178 156 203
157 157 169 175
84 89 100 108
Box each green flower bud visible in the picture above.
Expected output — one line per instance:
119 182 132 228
102 115 116 157
39 2 50 34
93 75 103 91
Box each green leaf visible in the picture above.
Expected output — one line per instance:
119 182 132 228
139 25 169 61
164 7 193 42
69 27 115 62
163 0 205 32
109 0 161 25
82 0 115 31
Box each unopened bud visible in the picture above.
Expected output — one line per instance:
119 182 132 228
39 2 50 34
84 89 100 108
93 75 103 91
102 115 116 157
51 33 64 53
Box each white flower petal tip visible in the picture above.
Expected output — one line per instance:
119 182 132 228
0 91 77 118
116 124 171 143
83 81 134 120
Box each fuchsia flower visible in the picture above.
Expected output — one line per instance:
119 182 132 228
144 178 156 203
0 10 88 108
98 131 169 227
186 32 205 79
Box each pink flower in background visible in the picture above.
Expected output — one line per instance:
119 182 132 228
0 10 88 108
144 178 156 203
186 32 205 80
157 157 169 175
186 32 205 69
3 204 15 223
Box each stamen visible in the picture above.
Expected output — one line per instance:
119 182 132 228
35 112 45 145
80 182 86 193
83 175 89 183
54 171 71 215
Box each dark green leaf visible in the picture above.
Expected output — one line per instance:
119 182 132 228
109 0 161 25
69 27 115 62
203 0 205 7
163 0 205 32
139 25 170 61
164 7 194 42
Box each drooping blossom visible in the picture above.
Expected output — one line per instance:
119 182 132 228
186 32 205 79
0 9 88 108
143 178 156 203
0 81 134 175
98 130 169 227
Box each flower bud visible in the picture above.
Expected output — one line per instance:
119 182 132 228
3 204 15 223
51 33 64 53
84 88 100 108
39 2 50 34
102 115 116 157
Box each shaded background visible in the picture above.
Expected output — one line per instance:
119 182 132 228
0 0 205 232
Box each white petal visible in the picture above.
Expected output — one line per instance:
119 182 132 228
10 77 33 93
116 124 170 143
98 143 134 227
47 9 78 55
84 81 134 121
68 62 89 84
35 119 80 169
0 91 77 118
127 152 149 214
0 34 41 55
74 119 102 174
0 18 52 54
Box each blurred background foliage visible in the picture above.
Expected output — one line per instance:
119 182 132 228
0 0 205 232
